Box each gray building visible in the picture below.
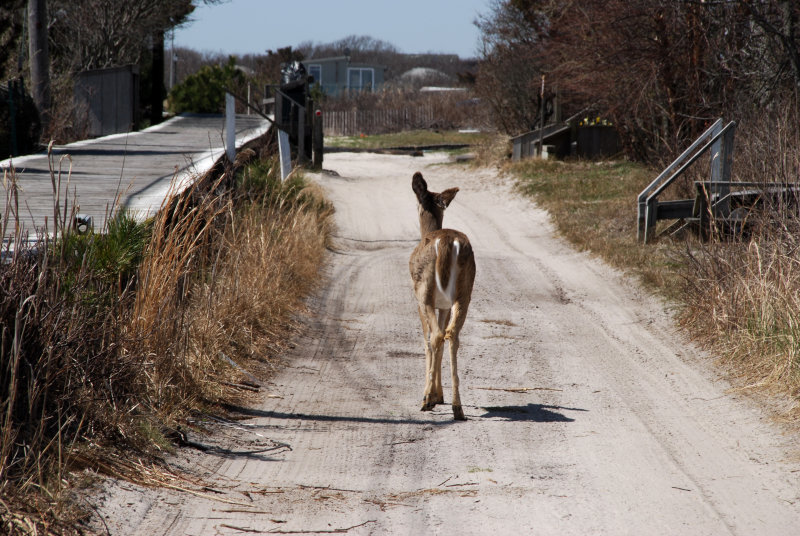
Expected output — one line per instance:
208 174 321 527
304 56 386 96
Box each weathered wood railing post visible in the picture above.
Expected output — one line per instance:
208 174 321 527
296 102 306 164
313 108 323 170
709 120 726 218
637 119 736 243
225 91 235 162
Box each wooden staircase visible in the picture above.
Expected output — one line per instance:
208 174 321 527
637 119 736 243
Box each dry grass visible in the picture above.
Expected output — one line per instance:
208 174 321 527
512 115 800 421
678 230 800 406
513 158 685 294
0 133 332 533
673 105 800 416
325 129 490 150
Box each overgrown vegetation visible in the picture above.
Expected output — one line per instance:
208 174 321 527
0 135 332 534
513 135 800 419
486 0 800 418
513 159 684 293
167 57 246 114
477 1 800 164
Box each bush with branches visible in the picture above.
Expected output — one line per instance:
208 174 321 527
167 57 246 114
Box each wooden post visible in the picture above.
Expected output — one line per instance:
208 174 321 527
313 108 323 170
278 129 291 181
297 104 306 164
718 123 736 218
8 79 18 157
225 92 235 162
538 74 545 157
709 120 724 219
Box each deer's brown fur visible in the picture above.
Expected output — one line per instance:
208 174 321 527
409 172 475 420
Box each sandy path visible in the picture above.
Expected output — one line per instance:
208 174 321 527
90 152 800 535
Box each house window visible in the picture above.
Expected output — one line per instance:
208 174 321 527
308 64 322 85
347 67 374 92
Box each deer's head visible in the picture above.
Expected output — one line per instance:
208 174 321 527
412 172 459 237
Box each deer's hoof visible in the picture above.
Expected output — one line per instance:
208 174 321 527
452 405 466 421
421 401 435 411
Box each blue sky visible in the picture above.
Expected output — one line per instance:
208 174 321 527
173 0 492 59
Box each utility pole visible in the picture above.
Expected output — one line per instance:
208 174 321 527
538 74 545 158
28 0 50 134
150 29 165 126
169 30 176 90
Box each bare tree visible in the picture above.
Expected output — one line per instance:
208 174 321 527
28 0 50 132
475 0 800 162
47 0 194 71
0 1 26 81
473 0 561 134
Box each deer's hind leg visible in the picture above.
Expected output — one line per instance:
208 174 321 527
417 304 437 411
420 304 444 411
445 300 470 421
431 308 450 405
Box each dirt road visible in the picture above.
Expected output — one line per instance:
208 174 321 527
91 152 800 535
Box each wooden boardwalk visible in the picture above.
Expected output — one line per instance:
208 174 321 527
1 114 269 242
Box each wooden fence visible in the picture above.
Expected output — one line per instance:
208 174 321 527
323 106 435 136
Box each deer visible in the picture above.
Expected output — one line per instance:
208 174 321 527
409 172 476 421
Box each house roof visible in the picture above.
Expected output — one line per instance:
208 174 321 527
304 56 386 70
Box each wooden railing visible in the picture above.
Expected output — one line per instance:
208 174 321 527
637 119 736 243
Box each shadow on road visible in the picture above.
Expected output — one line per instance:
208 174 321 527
478 403 586 422
222 404 457 427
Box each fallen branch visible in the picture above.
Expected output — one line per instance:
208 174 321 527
267 520 376 534
161 482 257 507
220 524 261 533
220 351 263 386
473 386 563 393
221 380 261 392
298 484 361 494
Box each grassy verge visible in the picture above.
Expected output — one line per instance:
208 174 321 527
325 129 491 150
513 159 684 294
512 157 800 419
0 136 332 534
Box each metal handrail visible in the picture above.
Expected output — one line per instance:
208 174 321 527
637 118 737 242
645 121 736 204
637 118 722 206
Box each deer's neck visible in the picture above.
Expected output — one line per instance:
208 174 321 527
418 205 444 239
419 214 442 239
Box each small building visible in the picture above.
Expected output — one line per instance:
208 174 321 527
74 65 140 137
512 113 621 161
303 56 386 97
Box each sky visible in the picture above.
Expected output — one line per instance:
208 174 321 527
172 0 493 59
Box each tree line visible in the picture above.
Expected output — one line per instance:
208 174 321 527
1 0 219 144
475 0 800 164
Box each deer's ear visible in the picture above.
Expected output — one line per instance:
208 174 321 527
412 172 428 201
438 187 459 208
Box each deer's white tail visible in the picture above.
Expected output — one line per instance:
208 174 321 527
434 238 460 310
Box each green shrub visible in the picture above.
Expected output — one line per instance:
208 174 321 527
167 57 244 114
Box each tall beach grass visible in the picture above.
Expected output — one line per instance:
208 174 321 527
0 134 332 534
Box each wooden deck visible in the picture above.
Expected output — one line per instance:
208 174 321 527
1 114 269 241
